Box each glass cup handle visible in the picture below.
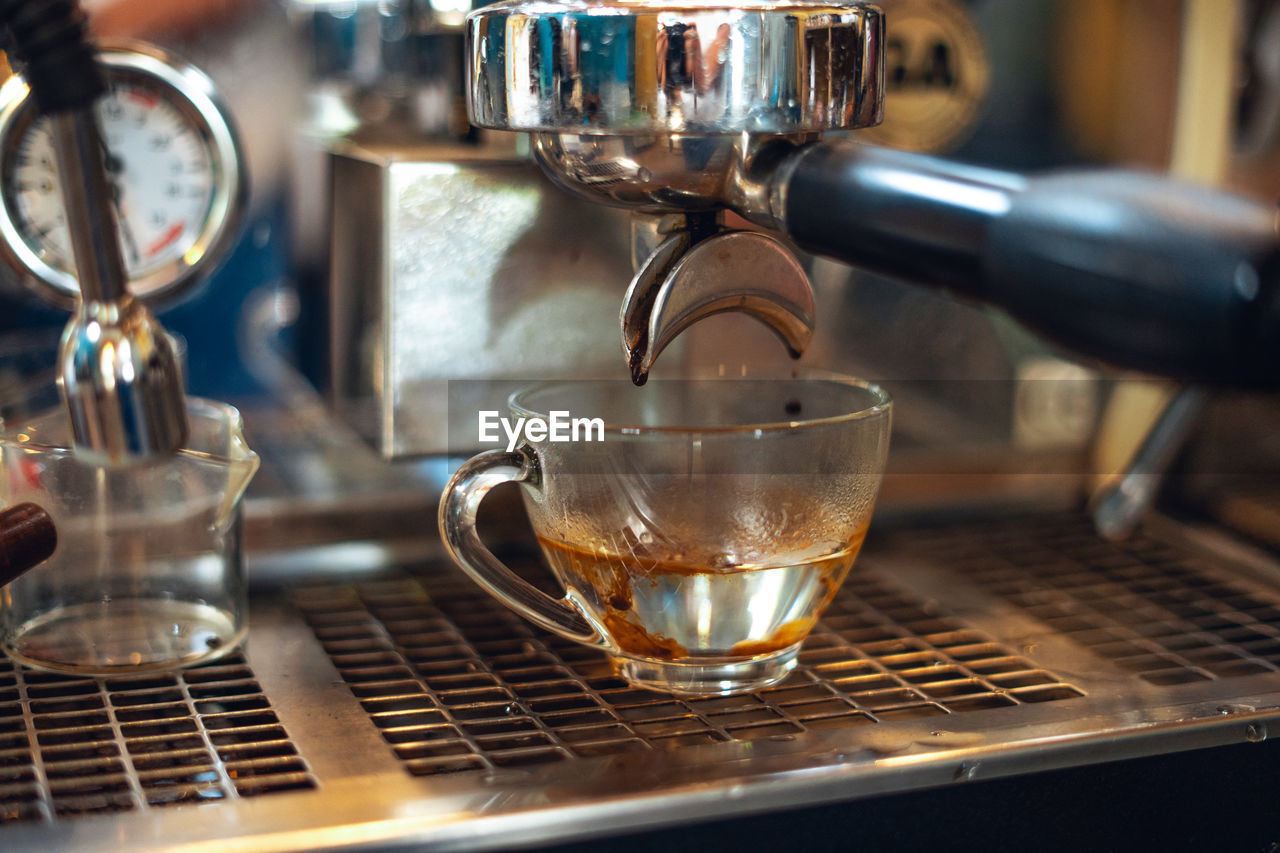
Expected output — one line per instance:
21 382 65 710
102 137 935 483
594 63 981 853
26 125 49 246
438 448 603 647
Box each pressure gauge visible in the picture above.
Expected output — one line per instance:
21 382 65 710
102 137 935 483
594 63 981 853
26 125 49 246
0 42 246 307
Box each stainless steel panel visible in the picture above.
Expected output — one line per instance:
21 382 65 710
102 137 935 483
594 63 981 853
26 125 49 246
327 141 635 458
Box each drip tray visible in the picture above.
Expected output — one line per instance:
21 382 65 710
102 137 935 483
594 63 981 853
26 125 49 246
5 512 1280 851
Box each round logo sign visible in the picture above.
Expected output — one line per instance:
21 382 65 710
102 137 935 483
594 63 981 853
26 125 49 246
862 0 990 153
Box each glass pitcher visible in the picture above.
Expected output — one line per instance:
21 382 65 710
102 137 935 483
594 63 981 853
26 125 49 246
0 398 258 675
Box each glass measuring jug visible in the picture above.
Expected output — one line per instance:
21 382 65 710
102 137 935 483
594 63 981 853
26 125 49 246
0 398 258 674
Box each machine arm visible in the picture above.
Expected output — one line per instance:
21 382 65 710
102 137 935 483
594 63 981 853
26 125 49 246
774 142 1280 387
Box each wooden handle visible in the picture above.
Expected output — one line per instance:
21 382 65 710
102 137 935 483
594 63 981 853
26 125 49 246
0 503 57 587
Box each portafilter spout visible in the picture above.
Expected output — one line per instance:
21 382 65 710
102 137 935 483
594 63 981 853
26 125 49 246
466 0 885 382
2 0 187 462
468 0 1280 388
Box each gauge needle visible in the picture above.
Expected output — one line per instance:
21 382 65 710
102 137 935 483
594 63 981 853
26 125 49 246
115 200 141 267
99 144 140 266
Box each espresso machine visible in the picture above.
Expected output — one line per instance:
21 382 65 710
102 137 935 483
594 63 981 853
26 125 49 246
5 1 1280 851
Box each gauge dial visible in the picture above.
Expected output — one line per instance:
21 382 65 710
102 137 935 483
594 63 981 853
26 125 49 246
0 44 245 306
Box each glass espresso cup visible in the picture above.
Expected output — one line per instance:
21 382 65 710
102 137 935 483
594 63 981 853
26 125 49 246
439 374 891 697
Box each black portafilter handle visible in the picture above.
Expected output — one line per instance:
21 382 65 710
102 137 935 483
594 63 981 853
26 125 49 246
0 503 57 588
776 142 1280 387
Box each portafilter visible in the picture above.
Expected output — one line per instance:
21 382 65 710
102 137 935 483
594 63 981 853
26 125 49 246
467 0 1280 388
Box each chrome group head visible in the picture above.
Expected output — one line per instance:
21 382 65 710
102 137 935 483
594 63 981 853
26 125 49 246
466 0 886 378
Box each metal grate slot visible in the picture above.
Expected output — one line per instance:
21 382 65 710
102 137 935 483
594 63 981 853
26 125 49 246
294 552 1085 778
0 651 318 826
892 514 1280 685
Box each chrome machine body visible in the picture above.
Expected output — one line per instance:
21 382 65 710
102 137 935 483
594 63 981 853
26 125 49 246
314 0 638 458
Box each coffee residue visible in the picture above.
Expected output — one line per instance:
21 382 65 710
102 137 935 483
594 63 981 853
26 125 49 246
628 343 649 387
730 618 815 657
536 519 869 662
602 612 688 659
539 535 689 658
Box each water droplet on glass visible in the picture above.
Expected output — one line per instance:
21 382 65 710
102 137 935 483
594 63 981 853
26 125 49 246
1246 723 1267 743
709 552 738 569
638 167 653 183
953 761 979 781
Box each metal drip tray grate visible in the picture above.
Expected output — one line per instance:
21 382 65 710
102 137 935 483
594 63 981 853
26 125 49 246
6 510 1280 852
894 515 1280 685
293 559 1086 777
0 652 316 826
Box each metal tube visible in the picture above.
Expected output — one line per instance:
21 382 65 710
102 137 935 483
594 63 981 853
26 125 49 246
47 109 129 304
48 105 188 463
